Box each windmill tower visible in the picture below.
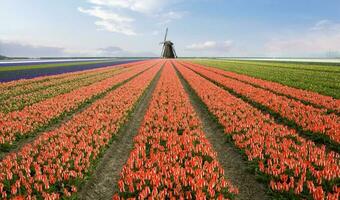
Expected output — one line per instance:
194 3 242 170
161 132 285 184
160 28 177 58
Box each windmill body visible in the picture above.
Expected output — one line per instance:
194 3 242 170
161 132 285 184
160 28 177 58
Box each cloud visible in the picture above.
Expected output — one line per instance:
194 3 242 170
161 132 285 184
97 46 125 56
310 20 340 31
186 41 233 52
0 40 157 57
98 46 123 53
78 6 136 35
265 20 340 57
87 0 169 14
97 45 157 57
80 0 186 35
158 11 185 24
0 41 65 57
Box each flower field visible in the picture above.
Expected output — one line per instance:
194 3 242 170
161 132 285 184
0 59 338 200
0 60 162 199
0 61 156 148
0 67 125 113
113 62 238 199
180 61 340 146
187 62 340 113
174 61 339 200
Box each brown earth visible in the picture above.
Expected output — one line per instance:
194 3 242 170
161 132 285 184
0 68 149 160
77 66 163 200
174 64 270 200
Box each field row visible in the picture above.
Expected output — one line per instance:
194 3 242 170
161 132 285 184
180 61 340 147
0 66 126 113
174 61 339 200
0 60 138 82
192 59 340 99
0 61 156 147
0 59 338 200
0 61 162 199
114 62 238 199
188 62 339 113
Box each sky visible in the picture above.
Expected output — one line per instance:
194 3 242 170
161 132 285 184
1 0 340 57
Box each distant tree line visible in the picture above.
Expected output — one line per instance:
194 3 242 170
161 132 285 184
0 54 8 60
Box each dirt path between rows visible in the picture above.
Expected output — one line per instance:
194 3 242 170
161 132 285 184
175 65 270 200
77 66 162 200
192 62 338 115
187 65 339 153
0 67 153 160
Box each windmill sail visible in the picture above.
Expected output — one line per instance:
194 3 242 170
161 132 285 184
164 28 168 42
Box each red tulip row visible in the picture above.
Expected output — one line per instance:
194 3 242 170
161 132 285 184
0 61 157 146
174 61 340 200
183 61 340 113
113 62 238 200
0 65 121 102
182 62 340 144
0 60 146 92
0 67 126 113
0 61 162 199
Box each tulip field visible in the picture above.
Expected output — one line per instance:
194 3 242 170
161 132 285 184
0 59 339 200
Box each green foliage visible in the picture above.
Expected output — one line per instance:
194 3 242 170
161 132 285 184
0 54 8 60
191 59 340 99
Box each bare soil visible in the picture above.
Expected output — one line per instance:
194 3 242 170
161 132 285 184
175 65 270 200
0 69 148 160
77 67 162 200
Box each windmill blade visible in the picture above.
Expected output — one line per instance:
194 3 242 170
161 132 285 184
160 45 165 57
163 28 168 42
173 46 177 58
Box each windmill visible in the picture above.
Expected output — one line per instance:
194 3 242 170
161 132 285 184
160 28 177 58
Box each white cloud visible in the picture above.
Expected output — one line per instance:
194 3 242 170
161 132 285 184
78 6 136 35
87 0 169 14
310 20 340 31
97 45 157 57
158 11 185 24
80 0 186 35
162 11 183 20
0 39 157 57
265 20 340 57
186 41 216 50
61 46 157 57
98 46 123 53
0 40 65 57
186 40 233 52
